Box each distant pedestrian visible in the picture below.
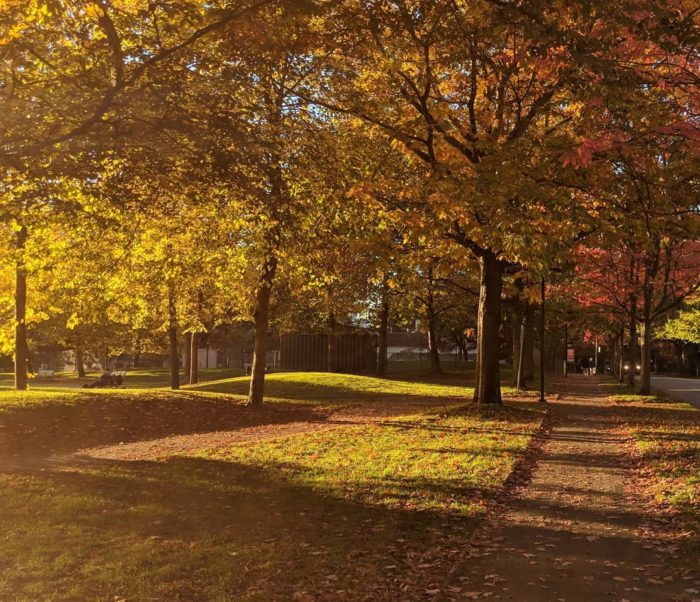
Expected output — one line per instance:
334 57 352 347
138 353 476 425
581 356 590 376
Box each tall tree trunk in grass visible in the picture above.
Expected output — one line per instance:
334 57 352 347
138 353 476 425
75 344 86 378
133 333 142 369
168 282 179 390
638 248 657 393
474 251 503 404
189 331 199 385
426 265 442 375
427 312 442 375
248 254 277 407
522 305 535 383
511 298 523 386
14 225 28 391
377 287 389 377
639 319 653 395
183 332 192 384
606 334 617 379
627 299 638 389
327 313 338 373
618 326 625 383
673 341 683 373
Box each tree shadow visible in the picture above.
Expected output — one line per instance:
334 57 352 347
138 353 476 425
0 455 480 600
0 394 324 459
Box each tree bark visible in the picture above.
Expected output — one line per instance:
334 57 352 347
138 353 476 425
638 319 652 395
133 333 142 368
168 283 179 390
377 290 389 376
426 309 442 375
247 255 278 407
607 335 617 378
627 300 637 389
189 332 199 385
75 344 86 378
512 301 534 386
618 326 625 382
673 341 683 373
511 300 523 386
14 225 28 391
327 313 338 373
426 265 442 375
474 251 503 404
522 304 535 382
183 332 192 384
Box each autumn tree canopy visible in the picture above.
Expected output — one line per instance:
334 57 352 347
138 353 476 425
1 0 698 401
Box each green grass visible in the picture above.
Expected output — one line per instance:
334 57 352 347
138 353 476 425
192 370 505 403
0 370 542 600
0 368 245 391
197 404 542 517
599 379 672 404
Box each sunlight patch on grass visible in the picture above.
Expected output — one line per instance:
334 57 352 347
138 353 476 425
192 371 499 404
197 403 544 517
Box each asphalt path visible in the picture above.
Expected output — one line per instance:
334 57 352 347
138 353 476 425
651 375 700 409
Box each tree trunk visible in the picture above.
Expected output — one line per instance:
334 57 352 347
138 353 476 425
247 255 278 407
183 332 192 384
76 345 86 378
168 284 179 390
327 314 338 373
522 304 535 382
474 251 503 404
638 319 653 395
189 332 199 385
627 301 637 389
511 300 523 386
14 225 28 391
377 291 389 376
133 333 142 368
427 308 442 375
425 266 442 375
607 335 617 378
618 326 625 383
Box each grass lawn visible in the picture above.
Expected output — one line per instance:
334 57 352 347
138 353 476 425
0 368 245 391
0 371 542 601
604 381 700 546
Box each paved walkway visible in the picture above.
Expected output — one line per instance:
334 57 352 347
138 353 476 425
445 376 699 601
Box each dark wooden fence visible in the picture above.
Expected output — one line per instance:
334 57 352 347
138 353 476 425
280 333 377 373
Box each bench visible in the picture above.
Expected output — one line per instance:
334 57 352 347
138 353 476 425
37 369 55 377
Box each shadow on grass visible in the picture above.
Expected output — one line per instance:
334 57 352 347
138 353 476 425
0 394 322 458
0 455 478 601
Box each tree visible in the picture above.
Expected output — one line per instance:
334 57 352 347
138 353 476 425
0 0 277 389
315 0 671 402
662 296 700 346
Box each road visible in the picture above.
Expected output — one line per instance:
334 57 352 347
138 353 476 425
651 376 700 409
